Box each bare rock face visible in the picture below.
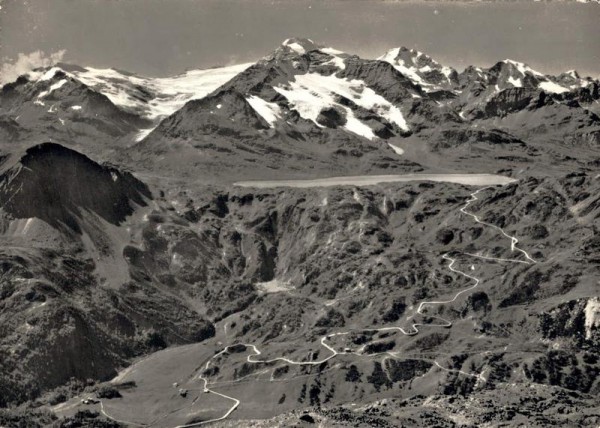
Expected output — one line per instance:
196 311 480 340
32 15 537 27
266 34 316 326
0 143 151 232
340 57 423 104
148 89 270 141
481 87 537 118
0 115 25 142
316 106 347 128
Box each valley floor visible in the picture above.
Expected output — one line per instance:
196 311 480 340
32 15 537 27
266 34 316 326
51 176 596 428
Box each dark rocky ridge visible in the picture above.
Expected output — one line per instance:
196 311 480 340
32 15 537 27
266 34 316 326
0 143 151 232
147 89 270 141
0 144 213 408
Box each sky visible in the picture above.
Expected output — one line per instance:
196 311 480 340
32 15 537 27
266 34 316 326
1 0 599 80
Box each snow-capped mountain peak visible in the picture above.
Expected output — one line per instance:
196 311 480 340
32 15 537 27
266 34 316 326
3 39 598 152
380 47 437 70
378 47 457 92
20 62 252 122
268 37 350 68
271 38 350 66
553 69 595 90
500 59 545 78
488 59 578 94
281 37 321 54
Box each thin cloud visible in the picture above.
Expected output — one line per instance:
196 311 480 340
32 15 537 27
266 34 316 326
0 49 66 86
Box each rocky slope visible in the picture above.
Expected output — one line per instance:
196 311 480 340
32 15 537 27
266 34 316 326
42 169 599 426
0 142 150 232
0 62 250 160
0 144 214 408
0 38 598 427
0 71 151 159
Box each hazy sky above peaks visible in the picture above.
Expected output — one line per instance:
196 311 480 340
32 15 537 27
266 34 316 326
1 0 599 78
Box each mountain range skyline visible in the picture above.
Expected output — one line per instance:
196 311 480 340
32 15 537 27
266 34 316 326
2 36 599 91
1 0 599 80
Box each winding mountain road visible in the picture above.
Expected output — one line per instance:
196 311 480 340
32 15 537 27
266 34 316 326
166 184 536 426
175 349 241 428
459 187 536 264
98 183 535 427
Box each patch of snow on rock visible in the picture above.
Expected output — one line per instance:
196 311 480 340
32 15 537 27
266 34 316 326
321 47 344 55
388 144 404 155
508 76 522 87
274 73 409 137
503 59 544 77
584 297 600 340
286 43 306 54
324 54 346 70
135 127 155 142
256 279 292 294
246 96 281 127
39 67 62 81
343 111 377 140
379 48 427 86
37 79 67 99
68 63 252 121
539 81 569 94
48 79 67 92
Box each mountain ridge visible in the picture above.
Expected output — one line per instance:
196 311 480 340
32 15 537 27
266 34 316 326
2 38 596 183
0 37 599 427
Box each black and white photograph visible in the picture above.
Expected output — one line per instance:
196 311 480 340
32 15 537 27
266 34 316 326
0 0 599 426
